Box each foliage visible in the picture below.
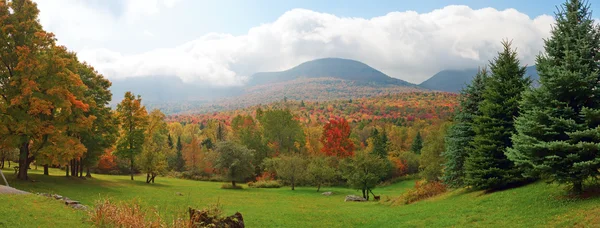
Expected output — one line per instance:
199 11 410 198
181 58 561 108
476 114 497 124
410 132 423 154
260 109 305 154
307 156 338 191
89 198 189 228
507 0 600 194
220 183 244 189
264 154 309 190
370 128 388 157
340 151 390 199
247 180 282 188
115 92 149 180
394 151 420 175
231 114 269 175
465 41 530 190
393 180 447 205
419 124 449 181
320 116 355 157
0 0 91 180
442 69 488 188
214 141 255 187
137 109 169 183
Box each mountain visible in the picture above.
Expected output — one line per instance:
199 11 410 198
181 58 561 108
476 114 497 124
110 58 423 114
248 58 415 87
419 66 539 93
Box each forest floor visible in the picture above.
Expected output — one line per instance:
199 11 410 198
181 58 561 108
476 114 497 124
1 167 599 227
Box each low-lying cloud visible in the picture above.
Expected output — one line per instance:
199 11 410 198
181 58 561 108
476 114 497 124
36 1 555 85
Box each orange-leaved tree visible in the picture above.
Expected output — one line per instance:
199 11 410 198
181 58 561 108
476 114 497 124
0 0 90 180
320 116 354 157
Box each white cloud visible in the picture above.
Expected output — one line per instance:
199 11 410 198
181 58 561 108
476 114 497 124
34 2 555 85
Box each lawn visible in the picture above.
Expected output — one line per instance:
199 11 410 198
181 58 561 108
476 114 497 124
1 167 599 227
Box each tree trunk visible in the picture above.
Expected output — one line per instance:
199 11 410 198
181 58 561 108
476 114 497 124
1 157 4 169
66 165 70 177
43 165 49 175
86 167 92 178
317 183 321 192
70 159 76 176
146 173 150 183
130 158 134 181
151 174 156 183
362 188 366 199
232 181 236 187
8 160 10 168
79 159 83 177
573 181 583 194
291 176 295 190
17 141 30 180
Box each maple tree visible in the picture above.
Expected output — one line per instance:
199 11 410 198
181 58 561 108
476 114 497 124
115 92 148 181
320 116 354 157
0 0 90 180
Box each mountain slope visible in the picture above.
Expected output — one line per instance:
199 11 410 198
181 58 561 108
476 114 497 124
248 58 414 87
420 66 538 92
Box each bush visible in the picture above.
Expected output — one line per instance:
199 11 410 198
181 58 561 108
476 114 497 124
221 183 243 189
248 180 281 188
396 151 420 175
393 180 447 205
89 198 189 227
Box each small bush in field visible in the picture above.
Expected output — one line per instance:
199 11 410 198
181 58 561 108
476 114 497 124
89 198 178 227
221 183 243 189
393 180 447 205
248 180 281 188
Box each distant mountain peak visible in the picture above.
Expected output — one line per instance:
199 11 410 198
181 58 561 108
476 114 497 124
419 66 538 93
248 58 414 87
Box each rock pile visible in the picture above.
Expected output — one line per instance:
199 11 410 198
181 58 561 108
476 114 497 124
37 193 89 211
189 207 244 228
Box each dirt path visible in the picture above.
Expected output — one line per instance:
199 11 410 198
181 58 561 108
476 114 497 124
0 185 29 194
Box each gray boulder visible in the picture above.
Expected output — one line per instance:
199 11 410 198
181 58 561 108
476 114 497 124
322 192 333 196
345 195 366 202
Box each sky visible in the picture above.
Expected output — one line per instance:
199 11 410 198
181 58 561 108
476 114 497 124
33 0 599 85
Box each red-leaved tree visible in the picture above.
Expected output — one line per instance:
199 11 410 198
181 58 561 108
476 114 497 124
320 116 354 157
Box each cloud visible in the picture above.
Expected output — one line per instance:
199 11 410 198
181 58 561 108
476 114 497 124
35 2 555 85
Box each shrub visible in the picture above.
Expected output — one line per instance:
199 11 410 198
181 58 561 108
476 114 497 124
248 180 281 188
396 151 420 175
89 199 190 227
221 183 243 189
393 180 447 205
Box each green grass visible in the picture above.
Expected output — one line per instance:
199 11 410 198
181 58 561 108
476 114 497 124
1 167 599 227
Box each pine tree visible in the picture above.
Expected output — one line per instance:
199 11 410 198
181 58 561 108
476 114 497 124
442 68 488 188
370 128 388 158
410 132 423 154
507 0 600 193
167 134 174 149
465 41 531 190
174 136 185 172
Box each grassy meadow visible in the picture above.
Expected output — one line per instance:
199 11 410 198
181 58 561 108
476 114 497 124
1 167 599 227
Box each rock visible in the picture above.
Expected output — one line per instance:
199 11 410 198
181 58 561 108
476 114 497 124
176 192 183 196
322 192 333 196
345 195 366 202
64 199 80 205
189 208 245 228
70 204 88 211
52 194 63 200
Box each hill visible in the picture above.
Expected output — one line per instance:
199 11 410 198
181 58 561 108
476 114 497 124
117 58 424 114
248 58 414 87
419 65 539 92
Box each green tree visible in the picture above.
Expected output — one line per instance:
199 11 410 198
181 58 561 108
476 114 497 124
231 115 268 175
340 151 389 200
420 124 449 182
138 110 169 183
171 136 185 171
260 109 305 154
115 92 149 181
265 154 308 190
307 156 337 192
370 128 388 158
410 132 423 154
214 141 255 187
442 69 488 187
465 41 530 190
507 0 600 193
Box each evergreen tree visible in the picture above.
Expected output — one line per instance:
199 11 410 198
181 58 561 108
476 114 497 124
465 41 531 190
507 0 600 193
370 128 388 158
174 136 185 172
167 134 174 149
410 131 423 154
442 69 488 188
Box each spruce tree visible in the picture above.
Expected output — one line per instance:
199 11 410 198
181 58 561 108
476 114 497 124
507 0 600 193
465 41 531 190
442 68 488 188
371 128 388 158
174 136 185 172
410 131 423 154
